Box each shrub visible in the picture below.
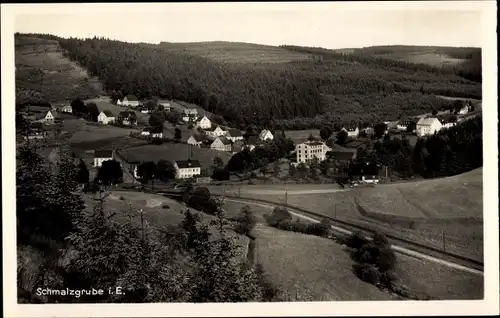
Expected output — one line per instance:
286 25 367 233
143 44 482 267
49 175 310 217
380 270 399 287
354 263 381 285
345 231 369 249
119 196 125 200
234 205 257 236
277 219 294 231
372 231 389 247
265 207 292 227
356 242 380 264
307 218 330 237
377 246 397 272
162 204 170 209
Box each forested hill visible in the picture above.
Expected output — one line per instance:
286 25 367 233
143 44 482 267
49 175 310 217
18 34 481 130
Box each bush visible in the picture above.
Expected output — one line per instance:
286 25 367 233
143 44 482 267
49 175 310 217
162 204 170 209
354 263 382 285
306 218 330 237
377 246 397 272
265 207 292 227
344 231 369 249
119 196 125 200
372 231 389 247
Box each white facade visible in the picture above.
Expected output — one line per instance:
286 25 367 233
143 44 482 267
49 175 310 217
342 127 359 138
441 122 457 129
396 124 407 131
97 112 116 124
151 132 163 139
117 99 123 106
122 97 140 107
210 137 232 152
226 130 244 142
94 157 113 167
187 136 203 147
259 129 274 141
41 110 56 124
205 126 226 139
141 130 151 136
295 141 331 164
458 106 469 115
174 162 201 179
61 105 72 113
416 118 442 137
197 116 212 129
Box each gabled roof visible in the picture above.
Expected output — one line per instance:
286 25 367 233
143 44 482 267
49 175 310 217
95 150 113 158
259 129 272 137
226 128 243 137
101 110 114 117
175 159 201 169
118 111 135 117
46 110 60 118
215 136 232 145
342 125 358 131
417 117 440 126
125 94 138 101
398 118 416 125
189 134 207 142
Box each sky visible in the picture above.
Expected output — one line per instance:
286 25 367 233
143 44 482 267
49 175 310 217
12 2 483 49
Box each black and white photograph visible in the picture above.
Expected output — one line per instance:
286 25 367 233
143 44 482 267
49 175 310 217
2 1 498 317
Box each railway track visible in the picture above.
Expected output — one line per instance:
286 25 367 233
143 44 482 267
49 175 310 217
222 196 483 275
105 186 483 275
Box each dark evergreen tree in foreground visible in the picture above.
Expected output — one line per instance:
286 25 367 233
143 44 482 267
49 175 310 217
95 160 123 186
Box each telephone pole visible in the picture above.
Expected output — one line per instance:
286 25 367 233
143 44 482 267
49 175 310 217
284 190 288 205
442 229 446 251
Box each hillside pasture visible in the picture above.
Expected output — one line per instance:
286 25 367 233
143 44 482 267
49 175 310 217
15 36 103 103
379 52 466 67
118 143 233 168
159 41 312 64
253 224 395 301
70 124 141 144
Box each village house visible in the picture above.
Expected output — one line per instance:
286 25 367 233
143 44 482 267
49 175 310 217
258 129 274 142
225 128 244 142
37 110 60 125
61 105 73 114
440 117 458 129
350 163 380 184
174 159 201 179
295 140 331 164
141 128 151 136
204 125 226 139
326 149 357 163
187 134 208 147
97 110 116 125
361 126 375 138
94 150 114 167
118 111 137 126
121 95 140 108
184 108 198 116
210 136 232 152
458 104 470 115
416 117 442 137
396 118 417 132
158 100 171 111
196 115 212 129
341 125 359 138
150 126 164 139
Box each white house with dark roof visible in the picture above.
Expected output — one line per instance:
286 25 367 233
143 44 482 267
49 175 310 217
204 125 226 139
295 140 331 164
341 125 359 138
141 128 151 136
184 108 198 116
38 110 60 125
258 129 274 141
174 159 201 179
210 136 232 152
196 116 212 129
187 134 207 147
440 117 458 129
122 95 140 107
98 111 116 124
61 105 73 114
94 150 114 167
416 117 442 137
226 128 244 142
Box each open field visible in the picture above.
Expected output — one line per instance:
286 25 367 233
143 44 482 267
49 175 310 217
159 41 312 64
253 225 395 301
119 143 233 168
396 254 483 299
15 35 103 103
70 124 141 144
216 168 483 262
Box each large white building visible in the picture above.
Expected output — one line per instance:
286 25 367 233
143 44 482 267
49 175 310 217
295 140 331 164
416 117 442 137
174 160 201 179
94 150 114 167
341 126 359 138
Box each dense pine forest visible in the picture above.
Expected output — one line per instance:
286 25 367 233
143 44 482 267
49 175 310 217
17 34 481 129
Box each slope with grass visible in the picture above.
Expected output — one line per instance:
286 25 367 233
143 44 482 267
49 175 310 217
15 35 103 106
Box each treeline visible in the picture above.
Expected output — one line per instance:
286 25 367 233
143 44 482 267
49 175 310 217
22 33 481 130
356 116 482 179
282 45 482 83
17 142 277 303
